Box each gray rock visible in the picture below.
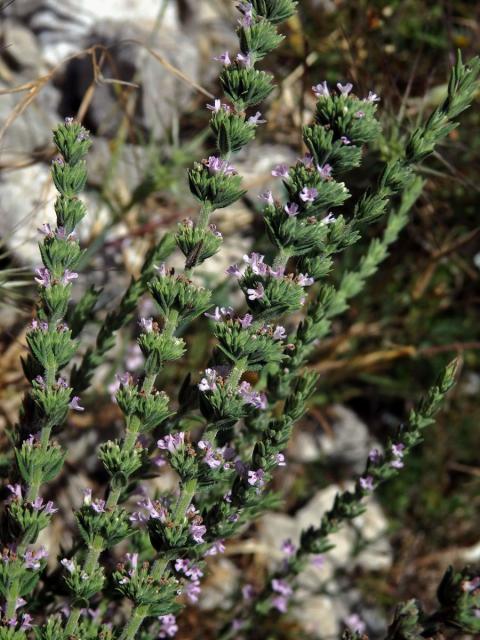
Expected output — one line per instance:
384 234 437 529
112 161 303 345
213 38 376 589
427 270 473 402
0 80 61 161
1 19 43 73
55 19 198 140
257 485 392 637
290 404 381 473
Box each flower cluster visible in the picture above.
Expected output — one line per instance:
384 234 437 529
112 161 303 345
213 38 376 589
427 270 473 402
1 2 480 638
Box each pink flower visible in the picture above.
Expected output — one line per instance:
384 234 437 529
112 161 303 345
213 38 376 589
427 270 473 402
299 187 318 203
337 82 353 96
198 368 218 392
243 252 268 275
247 283 265 301
365 91 380 103
190 522 207 543
258 191 274 206
158 614 178 638
297 273 314 286
226 264 242 278
69 396 84 412
157 433 185 454
281 539 296 557
213 51 231 66
34 267 51 287
138 317 154 332
312 81 329 98
61 269 78 285
248 111 266 125
272 164 289 178
236 52 253 68
317 163 332 179
359 475 374 491
284 203 299 217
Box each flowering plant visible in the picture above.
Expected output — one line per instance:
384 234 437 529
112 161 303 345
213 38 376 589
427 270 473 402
1 2 479 639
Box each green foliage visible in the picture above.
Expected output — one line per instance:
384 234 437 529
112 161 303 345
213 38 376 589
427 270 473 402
188 161 246 210
219 66 275 110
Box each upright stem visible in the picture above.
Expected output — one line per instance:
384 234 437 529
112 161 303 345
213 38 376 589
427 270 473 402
173 477 198 525
119 605 149 640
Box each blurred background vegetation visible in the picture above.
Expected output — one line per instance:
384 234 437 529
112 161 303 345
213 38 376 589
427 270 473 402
0 0 479 637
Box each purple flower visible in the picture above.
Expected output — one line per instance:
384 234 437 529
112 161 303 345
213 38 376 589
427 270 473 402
268 264 285 279
126 553 138 570
391 443 405 458
340 136 351 145
297 273 314 287
190 522 207 543
272 595 289 613
237 1 254 27
30 320 48 332
185 580 201 603
207 98 230 113
138 317 154 332
157 433 185 454
247 111 267 125
213 51 231 66
273 326 286 340
243 252 268 275
34 267 52 287
345 613 366 634
300 153 314 168
284 203 299 217
365 91 380 103
247 468 265 487
226 263 242 278
258 191 274 206
238 381 267 409
205 155 236 176
312 81 329 98
272 164 289 178
369 448 381 463
91 499 106 514
272 578 292 597
20 613 33 631
311 554 325 568
242 584 255 600
247 283 265 301
275 453 286 466
354 110 365 119
391 459 404 469
69 396 84 412
61 269 78 285
205 306 234 321
61 558 75 573
204 539 226 556
198 368 218 392
299 187 318 203
337 82 353 96
317 163 332 179
158 614 178 638
23 547 48 570
39 223 53 236
7 484 22 500
236 52 253 68
281 539 296 557
209 223 222 238
198 440 222 469
238 313 253 328
31 497 58 515
359 475 374 491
